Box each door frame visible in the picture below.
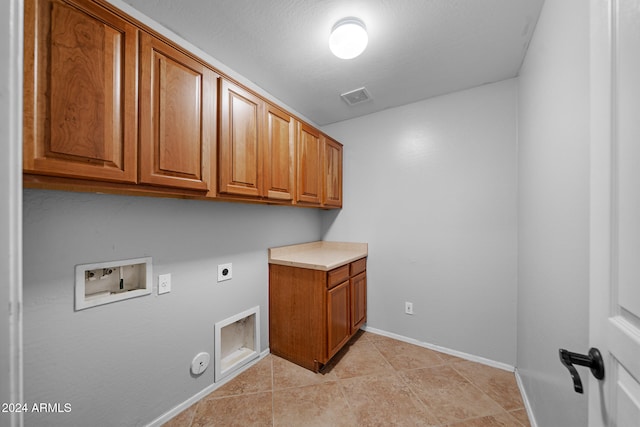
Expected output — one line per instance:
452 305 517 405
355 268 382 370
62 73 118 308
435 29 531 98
1 0 24 426
589 0 614 424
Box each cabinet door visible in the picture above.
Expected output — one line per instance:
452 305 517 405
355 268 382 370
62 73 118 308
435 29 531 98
296 123 322 205
219 79 264 197
265 104 294 200
323 135 343 208
350 272 367 332
24 0 137 182
139 33 215 191
327 280 351 359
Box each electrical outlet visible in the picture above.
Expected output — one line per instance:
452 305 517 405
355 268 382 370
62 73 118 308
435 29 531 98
217 263 232 282
405 301 414 315
158 273 171 294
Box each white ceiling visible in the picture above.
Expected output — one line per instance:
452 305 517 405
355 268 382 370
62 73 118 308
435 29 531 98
123 0 545 126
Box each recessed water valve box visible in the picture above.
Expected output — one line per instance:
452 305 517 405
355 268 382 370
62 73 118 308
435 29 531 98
75 257 152 311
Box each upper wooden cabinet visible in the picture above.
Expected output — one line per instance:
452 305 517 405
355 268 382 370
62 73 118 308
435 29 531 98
218 80 297 202
23 0 343 208
323 135 343 208
139 32 216 191
218 79 264 197
296 123 323 205
24 0 138 182
264 104 295 201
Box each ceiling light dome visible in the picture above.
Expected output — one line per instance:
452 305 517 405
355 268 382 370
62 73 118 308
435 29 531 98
329 18 368 59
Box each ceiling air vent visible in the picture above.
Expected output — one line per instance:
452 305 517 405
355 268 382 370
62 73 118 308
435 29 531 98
340 87 372 106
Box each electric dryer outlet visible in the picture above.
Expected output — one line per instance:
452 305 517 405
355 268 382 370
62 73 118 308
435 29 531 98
218 263 232 282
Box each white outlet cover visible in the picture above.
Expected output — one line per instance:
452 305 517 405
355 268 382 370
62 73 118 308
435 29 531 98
158 273 171 294
217 263 232 282
405 302 414 315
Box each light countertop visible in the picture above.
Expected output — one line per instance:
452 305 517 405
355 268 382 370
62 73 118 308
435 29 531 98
268 241 368 271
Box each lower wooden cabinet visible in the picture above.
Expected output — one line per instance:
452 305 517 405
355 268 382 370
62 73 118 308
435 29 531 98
327 280 351 359
269 257 367 372
350 272 367 331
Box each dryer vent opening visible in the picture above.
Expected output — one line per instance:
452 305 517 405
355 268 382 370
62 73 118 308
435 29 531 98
214 306 260 381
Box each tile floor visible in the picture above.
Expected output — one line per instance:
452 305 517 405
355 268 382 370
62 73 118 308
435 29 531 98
164 331 531 426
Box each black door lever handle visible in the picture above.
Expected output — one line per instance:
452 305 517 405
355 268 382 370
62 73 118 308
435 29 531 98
559 348 605 394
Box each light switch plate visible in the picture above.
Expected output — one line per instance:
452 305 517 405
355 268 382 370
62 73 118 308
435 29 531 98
217 263 232 282
158 273 171 294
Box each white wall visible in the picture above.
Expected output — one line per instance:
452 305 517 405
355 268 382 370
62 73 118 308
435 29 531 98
18 2 325 425
517 0 590 425
322 79 518 366
0 0 23 426
22 191 321 426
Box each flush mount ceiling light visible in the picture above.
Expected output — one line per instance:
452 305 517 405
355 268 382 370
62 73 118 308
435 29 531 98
329 17 368 59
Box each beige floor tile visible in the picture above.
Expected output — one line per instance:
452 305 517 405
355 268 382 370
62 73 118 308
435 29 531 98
273 381 356 426
348 328 369 342
362 334 399 344
323 341 395 379
344 334 375 350
445 411 523 427
161 333 533 427
451 361 524 411
359 330 385 342
162 403 197 427
400 365 504 425
191 392 273 427
341 373 439 426
508 409 531 427
363 333 467 365
374 338 447 371
272 355 338 389
436 351 469 364
208 356 273 398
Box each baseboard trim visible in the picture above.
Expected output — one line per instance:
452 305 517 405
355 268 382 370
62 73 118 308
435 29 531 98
362 326 516 372
515 369 538 427
145 348 271 427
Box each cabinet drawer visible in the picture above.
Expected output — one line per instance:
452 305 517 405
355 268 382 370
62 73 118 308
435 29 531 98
350 258 367 276
327 265 350 289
